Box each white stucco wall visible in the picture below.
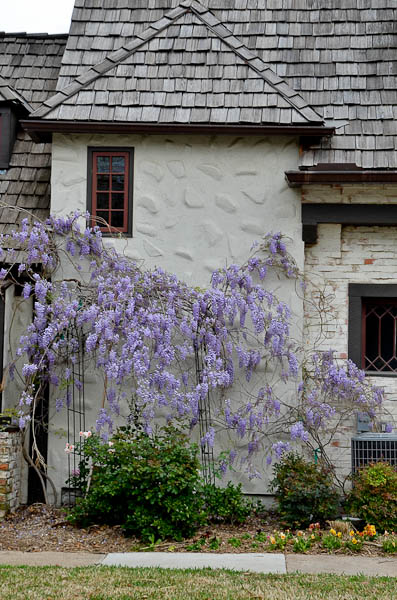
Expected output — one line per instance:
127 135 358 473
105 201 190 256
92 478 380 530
51 133 303 282
46 132 304 500
303 184 397 482
2 285 33 504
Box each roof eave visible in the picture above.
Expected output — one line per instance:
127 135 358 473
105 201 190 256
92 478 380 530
22 119 335 143
286 170 397 187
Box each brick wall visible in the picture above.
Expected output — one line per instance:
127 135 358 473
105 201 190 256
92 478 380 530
0 429 22 518
303 184 397 481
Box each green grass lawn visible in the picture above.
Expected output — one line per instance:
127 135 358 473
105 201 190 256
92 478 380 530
0 566 396 599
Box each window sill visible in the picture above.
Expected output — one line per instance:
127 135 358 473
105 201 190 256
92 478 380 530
365 371 397 378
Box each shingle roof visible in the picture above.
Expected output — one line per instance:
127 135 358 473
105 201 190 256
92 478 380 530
0 34 67 236
0 33 68 110
32 2 322 126
0 76 32 113
46 0 397 169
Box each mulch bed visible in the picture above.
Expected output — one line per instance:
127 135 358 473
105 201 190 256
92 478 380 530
0 504 390 556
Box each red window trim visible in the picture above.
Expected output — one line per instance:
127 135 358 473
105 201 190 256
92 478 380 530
89 148 133 235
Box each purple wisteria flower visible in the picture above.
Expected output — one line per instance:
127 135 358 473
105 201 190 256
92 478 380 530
4 211 385 474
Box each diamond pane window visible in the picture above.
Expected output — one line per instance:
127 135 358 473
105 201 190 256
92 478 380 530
89 148 133 235
363 300 397 372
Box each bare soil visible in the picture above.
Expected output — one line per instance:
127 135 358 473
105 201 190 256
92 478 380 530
0 504 389 556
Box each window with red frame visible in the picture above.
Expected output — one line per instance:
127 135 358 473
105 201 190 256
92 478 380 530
88 148 133 235
362 299 397 372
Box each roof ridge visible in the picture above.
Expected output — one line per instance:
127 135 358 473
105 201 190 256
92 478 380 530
0 75 33 113
189 0 322 124
32 0 322 125
31 4 190 118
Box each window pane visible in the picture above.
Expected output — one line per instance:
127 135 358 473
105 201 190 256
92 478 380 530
112 156 125 173
381 312 394 364
96 210 109 225
111 212 124 228
112 193 124 210
97 156 110 172
112 174 124 191
97 174 110 191
365 312 379 365
97 192 109 209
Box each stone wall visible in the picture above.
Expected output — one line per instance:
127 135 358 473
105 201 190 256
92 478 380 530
0 429 22 518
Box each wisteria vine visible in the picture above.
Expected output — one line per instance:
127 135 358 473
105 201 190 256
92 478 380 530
0 211 389 483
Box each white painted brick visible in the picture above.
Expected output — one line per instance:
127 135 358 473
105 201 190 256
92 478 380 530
304 196 397 479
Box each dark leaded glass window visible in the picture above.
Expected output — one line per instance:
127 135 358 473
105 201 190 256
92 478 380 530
88 148 133 235
363 300 397 372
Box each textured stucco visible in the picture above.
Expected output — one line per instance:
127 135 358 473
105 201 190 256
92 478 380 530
51 133 303 282
46 133 304 499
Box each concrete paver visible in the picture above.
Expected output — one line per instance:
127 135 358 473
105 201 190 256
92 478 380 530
287 554 397 577
102 552 287 574
0 551 396 577
0 551 105 567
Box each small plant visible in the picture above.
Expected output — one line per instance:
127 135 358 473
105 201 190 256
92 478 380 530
228 537 242 548
255 531 267 543
292 535 312 553
322 530 343 551
267 531 291 551
186 538 206 552
144 534 162 552
308 522 322 541
270 453 340 528
208 536 221 550
361 524 377 540
345 462 397 532
382 536 397 554
345 537 363 552
202 482 252 524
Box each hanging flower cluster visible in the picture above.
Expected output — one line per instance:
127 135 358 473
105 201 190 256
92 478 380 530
0 212 388 473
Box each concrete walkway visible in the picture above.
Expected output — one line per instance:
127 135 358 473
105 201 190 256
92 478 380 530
0 551 396 576
102 552 286 573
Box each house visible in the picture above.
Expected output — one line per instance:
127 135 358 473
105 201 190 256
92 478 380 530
1 0 397 504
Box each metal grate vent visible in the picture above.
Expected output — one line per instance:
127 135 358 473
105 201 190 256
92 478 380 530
351 434 397 474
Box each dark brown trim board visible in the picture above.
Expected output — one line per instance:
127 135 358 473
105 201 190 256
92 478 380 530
0 107 18 169
286 169 397 186
302 204 397 244
22 120 335 143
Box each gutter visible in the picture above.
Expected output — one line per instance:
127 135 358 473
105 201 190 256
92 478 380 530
21 119 335 143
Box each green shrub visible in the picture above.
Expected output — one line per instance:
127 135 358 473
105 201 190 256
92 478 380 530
67 426 206 541
202 482 252 524
270 453 340 528
345 462 397 533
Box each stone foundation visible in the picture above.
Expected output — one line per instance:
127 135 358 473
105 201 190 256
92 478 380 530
0 429 22 518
